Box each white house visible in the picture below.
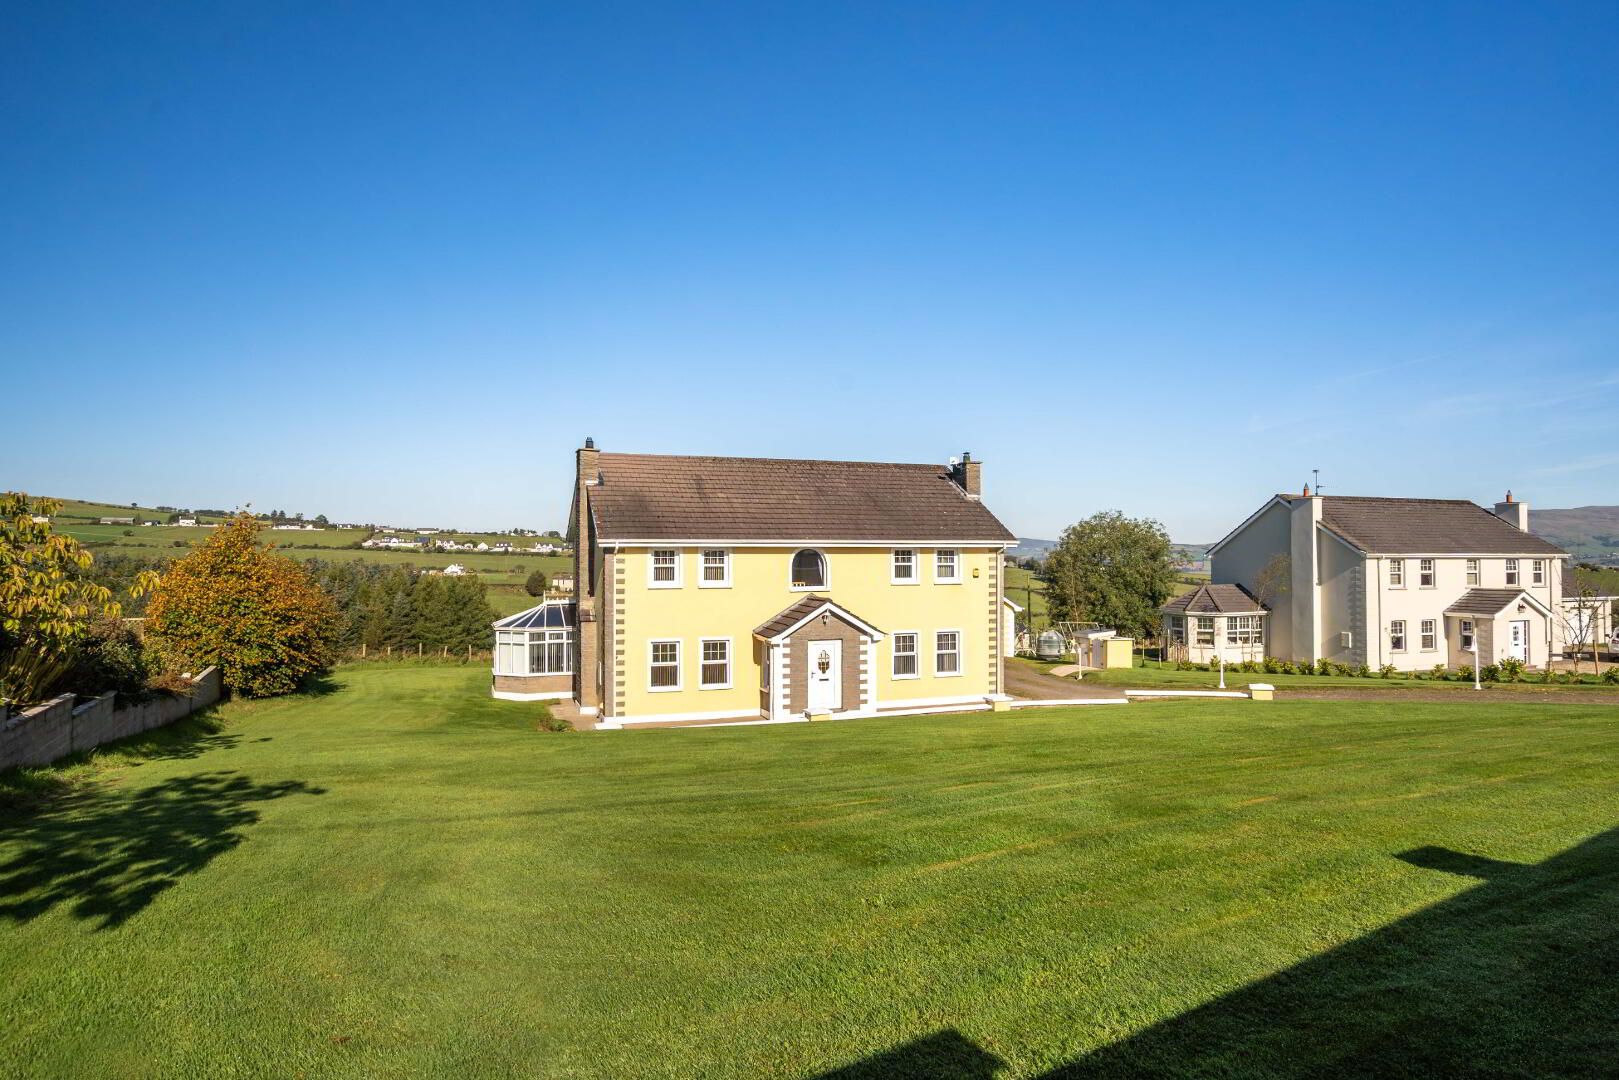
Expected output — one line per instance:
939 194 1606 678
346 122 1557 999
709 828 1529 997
1561 565 1618 656
1201 489 1568 670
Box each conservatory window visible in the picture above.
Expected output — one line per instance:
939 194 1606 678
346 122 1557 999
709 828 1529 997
494 629 574 676
1195 617 1216 646
1226 615 1264 647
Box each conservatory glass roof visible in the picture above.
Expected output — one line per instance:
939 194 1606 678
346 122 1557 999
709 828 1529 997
492 601 577 630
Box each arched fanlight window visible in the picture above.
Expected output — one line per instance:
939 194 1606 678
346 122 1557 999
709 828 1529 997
791 549 826 589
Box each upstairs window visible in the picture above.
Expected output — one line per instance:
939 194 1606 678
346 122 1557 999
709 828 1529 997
649 549 681 588
1532 560 1545 586
1466 559 1480 586
1421 619 1437 650
1389 620 1406 652
700 549 731 588
1419 559 1435 587
891 549 918 584
892 632 919 678
791 549 826 589
934 631 961 676
934 549 960 583
1389 559 1404 587
1505 559 1519 586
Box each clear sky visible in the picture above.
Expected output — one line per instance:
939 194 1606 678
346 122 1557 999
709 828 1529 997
4 2 1616 539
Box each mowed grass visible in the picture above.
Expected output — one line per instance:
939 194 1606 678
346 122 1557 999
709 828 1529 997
3 666 1617 1079
1069 657 1619 694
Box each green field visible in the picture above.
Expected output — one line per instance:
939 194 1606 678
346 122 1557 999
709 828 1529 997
3 664 1615 1078
58 523 365 549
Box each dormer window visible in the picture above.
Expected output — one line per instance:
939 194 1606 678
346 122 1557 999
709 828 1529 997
791 549 826 589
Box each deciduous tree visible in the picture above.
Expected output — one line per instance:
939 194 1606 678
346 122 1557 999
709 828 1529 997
1044 510 1176 640
145 514 337 697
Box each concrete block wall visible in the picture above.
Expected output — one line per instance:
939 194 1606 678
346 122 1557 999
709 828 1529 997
0 667 223 770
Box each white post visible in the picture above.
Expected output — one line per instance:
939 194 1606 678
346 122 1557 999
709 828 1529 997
1471 639 1482 691
1216 650 1226 689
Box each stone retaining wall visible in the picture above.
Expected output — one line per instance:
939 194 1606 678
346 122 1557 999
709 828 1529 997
0 667 223 770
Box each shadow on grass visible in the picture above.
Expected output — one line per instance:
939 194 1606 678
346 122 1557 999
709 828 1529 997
0 770 324 929
809 828 1619 1079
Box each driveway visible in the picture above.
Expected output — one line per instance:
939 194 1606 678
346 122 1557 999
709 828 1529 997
1005 661 1124 700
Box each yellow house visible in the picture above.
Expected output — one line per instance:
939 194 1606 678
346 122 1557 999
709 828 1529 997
492 441 1018 727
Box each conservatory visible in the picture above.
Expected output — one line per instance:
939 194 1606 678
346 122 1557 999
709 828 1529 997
491 600 577 701
1160 584 1269 665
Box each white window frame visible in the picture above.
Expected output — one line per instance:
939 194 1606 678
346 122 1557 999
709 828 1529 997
1388 559 1404 588
933 549 961 584
891 631 920 679
891 548 919 585
699 637 732 690
1420 619 1437 651
648 549 683 589
1225 614 1264 647
790 549 827 591
648 639 682 692
1460 619 1475 651
1194 616 1215 647
699 548 731 588
1167 615 1186 644
933 629 963 677
1419 559 1435 588
494 629 575 676
1505 558 1519 586
1389 620 1407 652
1466 559 1479 586
1532 560 1545 586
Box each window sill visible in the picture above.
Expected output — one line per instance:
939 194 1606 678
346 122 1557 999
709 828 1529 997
891 673 920 681
648 685 682 693
934 671 964 679
934 579 962 586
890 579 920 586
699 683 733 691
789 584 825 592
648 583 683 590
697 582 732 589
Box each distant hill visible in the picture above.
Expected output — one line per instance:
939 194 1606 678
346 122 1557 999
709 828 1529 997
1008 537 1059 559
1532 506 1619 566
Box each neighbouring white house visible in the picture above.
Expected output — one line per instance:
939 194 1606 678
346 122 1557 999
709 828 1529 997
1561 565 1618 656
439 563 469 576
175 517 198 526
1198 489 1569 670
548 570 576 593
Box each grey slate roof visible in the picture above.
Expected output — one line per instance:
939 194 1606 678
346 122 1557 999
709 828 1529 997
588 453 1015 543
1313 496 1566 556
1161 583 1267 614
1444 589 1535 616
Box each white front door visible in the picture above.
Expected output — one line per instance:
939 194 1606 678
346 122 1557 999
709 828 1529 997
806 639 842 712
1508 620 1529 662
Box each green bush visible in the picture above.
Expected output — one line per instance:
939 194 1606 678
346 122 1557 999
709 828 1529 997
1498 657 1525 682
1480 664 1501 683
1262 657 1283 674
1601 665 1619 685
1328 662 1351 676
1277 661 1297 675
1175 659 1196 671
1457 664 1475 683
1352 663 1372 678
64 616 154 704
1379 664 1398 679
1430 663 1450 681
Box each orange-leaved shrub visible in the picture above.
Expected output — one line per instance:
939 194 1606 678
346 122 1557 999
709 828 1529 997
145 514 338 697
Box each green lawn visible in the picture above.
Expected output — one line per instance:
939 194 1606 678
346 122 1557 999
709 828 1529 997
1066 657 1619 694
3 665 1616 1079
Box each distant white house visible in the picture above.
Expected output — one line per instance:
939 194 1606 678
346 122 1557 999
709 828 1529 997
475 542 490 551
175 517 198 527
492 541 512 551
98 517 134 525
439 563 469 576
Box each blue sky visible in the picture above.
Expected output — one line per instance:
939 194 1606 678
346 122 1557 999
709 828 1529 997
4 2 1616 539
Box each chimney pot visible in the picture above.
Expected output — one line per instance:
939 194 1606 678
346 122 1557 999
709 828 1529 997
584 436 595 449
1302 484 1311 497
1505 489 1513 503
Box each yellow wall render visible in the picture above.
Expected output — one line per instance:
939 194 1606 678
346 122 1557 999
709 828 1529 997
616 545 1002 718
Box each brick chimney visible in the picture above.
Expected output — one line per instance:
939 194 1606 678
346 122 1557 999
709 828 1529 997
573 438 601 713
1493 490 1529 532
953 451 982 499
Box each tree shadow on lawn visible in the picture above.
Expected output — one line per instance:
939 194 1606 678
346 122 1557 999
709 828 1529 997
0 771 324 929
808 827 1619 1079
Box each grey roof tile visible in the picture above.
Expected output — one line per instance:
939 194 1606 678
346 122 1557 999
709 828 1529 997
1314 496 1565 555
1161 583 1267 614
